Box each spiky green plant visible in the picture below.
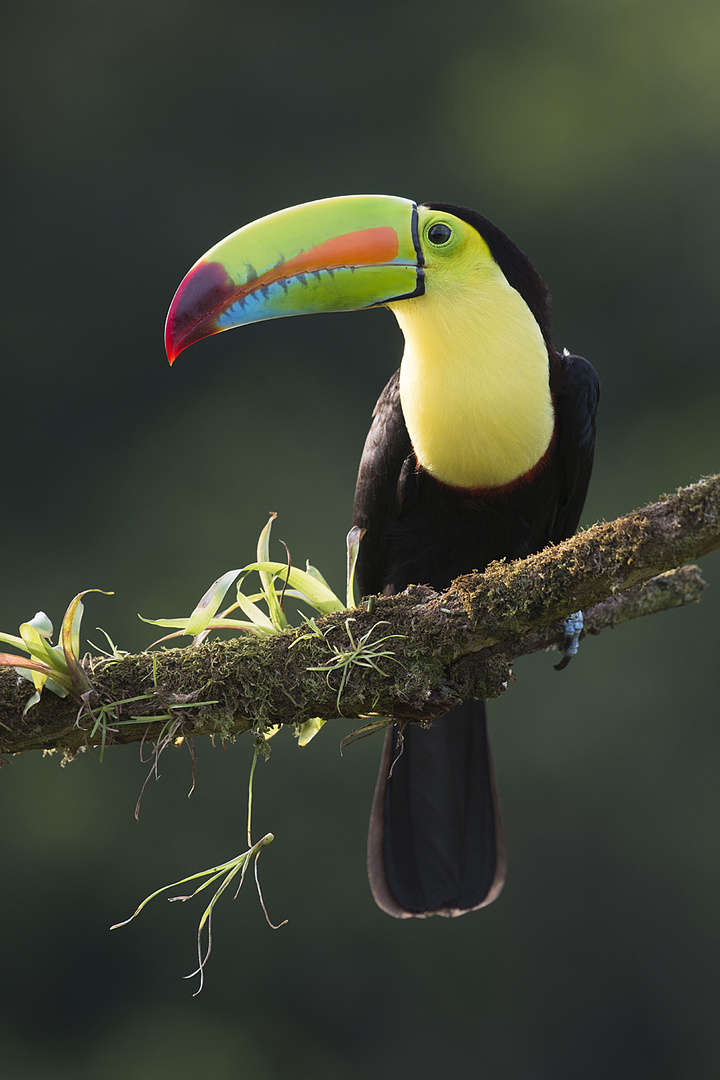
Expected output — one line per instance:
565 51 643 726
0 590 111 713
111 740 286 994
141 513 362 646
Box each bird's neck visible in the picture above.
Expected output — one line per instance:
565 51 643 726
390 277 555 490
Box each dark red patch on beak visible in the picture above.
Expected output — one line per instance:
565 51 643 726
164 259 236 364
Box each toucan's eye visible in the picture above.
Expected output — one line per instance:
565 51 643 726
427 223 452 245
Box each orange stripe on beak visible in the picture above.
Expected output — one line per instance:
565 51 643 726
280 226 400 279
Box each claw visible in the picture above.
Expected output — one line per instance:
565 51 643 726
554 610 584 671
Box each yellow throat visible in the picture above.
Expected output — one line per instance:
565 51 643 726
390 220 554 490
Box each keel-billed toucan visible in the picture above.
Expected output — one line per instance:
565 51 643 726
165 195 599 918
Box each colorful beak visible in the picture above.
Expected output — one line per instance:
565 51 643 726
164 195 424 364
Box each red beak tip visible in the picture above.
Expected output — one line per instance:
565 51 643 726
164 317 180 365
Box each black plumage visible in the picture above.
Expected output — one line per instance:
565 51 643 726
354 205 599 917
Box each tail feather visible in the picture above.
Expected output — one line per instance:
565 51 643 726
367 701 505 918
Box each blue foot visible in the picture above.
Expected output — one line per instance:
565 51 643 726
554 610 584 671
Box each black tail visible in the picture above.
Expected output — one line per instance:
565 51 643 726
367 701 505 918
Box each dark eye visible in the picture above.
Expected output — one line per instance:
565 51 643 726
427 222 452 245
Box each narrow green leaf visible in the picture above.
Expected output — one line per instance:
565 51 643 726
256 513 276 605
304 562 334 589
146 618 273 649
19 622 69 675
346 526 366 608
61 591 112 692
199 618 274 635
240 562 345 615
139 615 193 629
22 690 42 714
235 588 275 631
184 569 243 637
256 513 275 568
0 630 30 651
254 514 290 631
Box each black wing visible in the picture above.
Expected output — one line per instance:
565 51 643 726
548 351 600 542
352 369 414 598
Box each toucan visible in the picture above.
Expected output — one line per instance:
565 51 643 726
164 195 599 918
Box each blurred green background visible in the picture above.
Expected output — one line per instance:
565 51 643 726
2 1 720 1076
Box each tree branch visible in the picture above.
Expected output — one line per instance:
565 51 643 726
1 474 717 758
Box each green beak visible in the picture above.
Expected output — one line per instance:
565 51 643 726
164 194 424 364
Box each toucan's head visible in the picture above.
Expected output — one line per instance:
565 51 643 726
164 195 553 365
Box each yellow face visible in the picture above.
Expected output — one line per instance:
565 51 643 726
416 207 505 297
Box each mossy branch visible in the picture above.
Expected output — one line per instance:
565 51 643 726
1 474 718 758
